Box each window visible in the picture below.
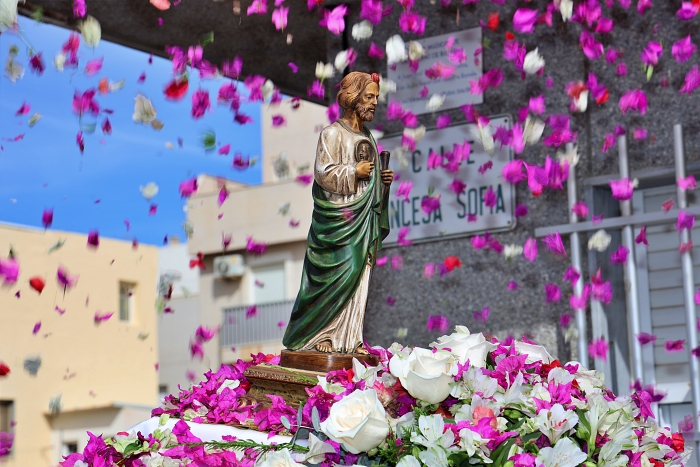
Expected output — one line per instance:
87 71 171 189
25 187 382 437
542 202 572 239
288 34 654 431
0 400 13 432
119 282 135 322
62 442 78 456
251 264 285 304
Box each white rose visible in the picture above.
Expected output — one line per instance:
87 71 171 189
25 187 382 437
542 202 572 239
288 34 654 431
386 35 407 65
515 341 553 364
133 94 157 123
588 229 611 252
80 15 102 48
255 448 304 467
319 389 389 454
431 326 497 367
351 20 372 41
408 40 425 61
389 347 456 404
523 48 545 75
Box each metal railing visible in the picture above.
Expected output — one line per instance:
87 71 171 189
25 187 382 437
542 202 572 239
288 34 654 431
220 300 294 347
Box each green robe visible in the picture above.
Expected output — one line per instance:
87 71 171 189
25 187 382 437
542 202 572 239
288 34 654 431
282 132 390 350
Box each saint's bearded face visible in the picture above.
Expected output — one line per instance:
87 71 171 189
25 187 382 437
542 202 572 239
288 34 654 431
353 82 379 124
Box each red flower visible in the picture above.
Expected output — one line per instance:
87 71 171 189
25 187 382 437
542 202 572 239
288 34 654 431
443 255 462 272
0 362 9 376
164 78 189 100
671 433 685 453
29 276 45 294
487 12 499 31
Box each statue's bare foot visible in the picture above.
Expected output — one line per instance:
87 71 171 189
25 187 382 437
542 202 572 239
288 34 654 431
354 345 369 355
315 342 332 353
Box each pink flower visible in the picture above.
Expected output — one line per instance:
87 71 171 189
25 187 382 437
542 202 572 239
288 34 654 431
589 337 609 361
247 0 267 14
391 255 403 270
633 127 648 140
87 230 99 247
570 284 591 310
399 11 426 34
195 325 218 342
637 332 657 345
368 42 385 59
677 211 695 231
376 256 387 266
663 198 675 212
636 225 648 245
101 117 112 135
543 232 566 256
191 90 210 119
610 245 629 263
609 177 634 200
94 311 114 323
179 177 198 198
679 175 697 191
672 35 697 62
42 208 54 229
423 263 436 278
515 203 528 217
246 305 258 318
272 115 286 127
307 80 325 99
189 340 204 360
397 227 412 246
677 2 699 20
272 6 289 30
545 283 561 303
617 61 628 76
246 237 267 255
326 103 340 123
523 238 538 262
421 195 441 214
436 114 451 129
563 266 580 286
396 180 413 201
601 133 615 153
480 186 495 208
426 315 450 333
57 265 79 289
580 31 604 60
478 161 493 175
605 47 619 63
445 178 465 195
425 62 457 80
473 307 490 324
72 89 100 117
513 8 538 33
73 0 86 18
288 62 298 73
664 340 685 353
637 0 652 14
472 235 488 250
448 47 467 64
84 57 103 76
528 95 545 114
320 4 347 35
0 258 19 284
218 144 231 155
360 0 385 25
295 173 313 186
218 187 229 207
680 65 700 95
502 159 526 184
32 321 41 335
640 41 663 67
508 281 518 290
619 89 648 115
572 201 588 219
29 54 45 75
76 131 85 154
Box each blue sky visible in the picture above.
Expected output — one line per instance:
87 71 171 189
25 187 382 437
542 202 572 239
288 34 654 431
0 16 262 245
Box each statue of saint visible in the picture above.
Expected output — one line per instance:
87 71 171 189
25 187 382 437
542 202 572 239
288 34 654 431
282 72 393 354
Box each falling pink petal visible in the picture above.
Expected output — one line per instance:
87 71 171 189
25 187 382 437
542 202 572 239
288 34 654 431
218 144 231 155
545 283 561 303
508 281 518 290
637 332 657 345
426 315 450 333
678 175 697 191
664 340 685 353
610 245 629 264
179 177 198 198
563 267 580 286
543 232 566 256
295 174 313 186
560 314 572 327
320 4 348 35
391 255 403 270
473 307 490 324
589 337 609 361
376 256 388 266
32 322 42 335
618 89 648 115
84 58 104 76
245 305 258 318
677 211 695 231
94 311 114 323
515 203 528 218
680 65 700 95
572 201 588 219
87 230 99 248
523 238 538 262
672 35 697 62
635 226 648 245
513 8 538 33
55 306 66 315
272 115 286 127
609 178 634 200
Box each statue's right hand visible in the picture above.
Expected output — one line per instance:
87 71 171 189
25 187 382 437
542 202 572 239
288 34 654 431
356 161 374 179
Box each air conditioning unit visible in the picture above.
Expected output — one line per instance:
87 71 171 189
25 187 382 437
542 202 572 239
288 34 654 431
214 254 245 279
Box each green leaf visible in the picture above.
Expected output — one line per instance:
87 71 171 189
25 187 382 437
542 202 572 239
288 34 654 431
31 7 43 22
122 441 141 457
280 416 291 430
646 65 653 81
296 404 303 427
201 131 216 150
311 406 321 432
200 31 215 48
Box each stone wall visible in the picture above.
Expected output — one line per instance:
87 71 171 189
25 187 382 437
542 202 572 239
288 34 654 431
323 0 699 359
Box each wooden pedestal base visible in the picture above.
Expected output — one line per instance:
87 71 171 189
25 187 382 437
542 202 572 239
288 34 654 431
279 349 379 373
243 364 324 408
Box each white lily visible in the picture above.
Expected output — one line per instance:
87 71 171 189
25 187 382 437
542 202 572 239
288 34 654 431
536 437 588 467
588 229 611 252
301 433 337 464
557 0 574 21
396 455 421 467
458 427 487 457
378 76 396 102
334 50 352 71
261 79 275 101
523 116 545 144
573 90 589 112
408 40 426 61
523 48 545 75
411 415 454 450
0 0 18 31
133 94 157 123
386 35 407 65
503 244 524 261
315 62 334 80
80 15 102 48
419 446 450 467
426 93 445 112
351 20 372 41
556 144 579 167
471 121 495 155
403 125 425 144
351 358 381 386
533 403 579 443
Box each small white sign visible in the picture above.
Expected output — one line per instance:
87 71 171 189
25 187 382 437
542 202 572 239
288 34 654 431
387 28 483 116
381 116 515 245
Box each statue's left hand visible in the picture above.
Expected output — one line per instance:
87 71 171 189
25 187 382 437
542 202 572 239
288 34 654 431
381 169 394 186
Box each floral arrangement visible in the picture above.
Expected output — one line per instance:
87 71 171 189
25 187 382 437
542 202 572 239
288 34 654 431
60 326 690 467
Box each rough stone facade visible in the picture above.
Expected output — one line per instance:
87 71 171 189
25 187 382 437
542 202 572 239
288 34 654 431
322 0 700 361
